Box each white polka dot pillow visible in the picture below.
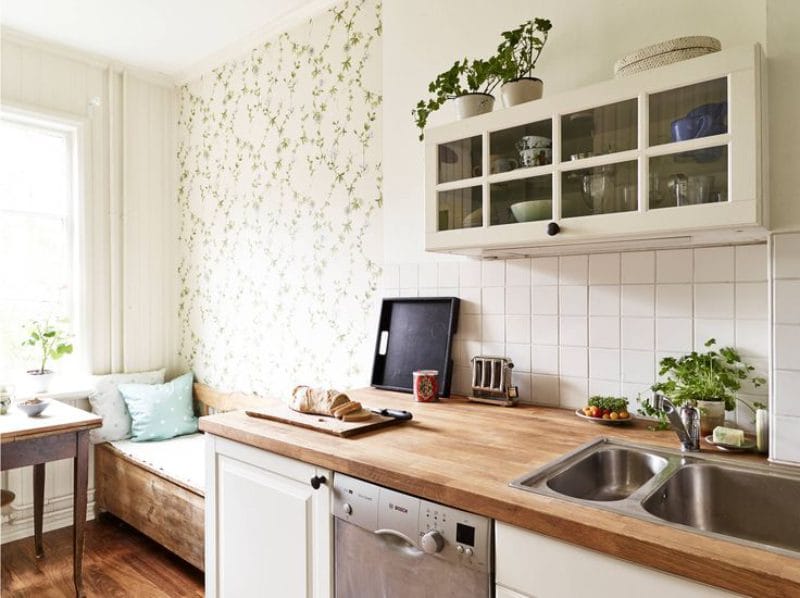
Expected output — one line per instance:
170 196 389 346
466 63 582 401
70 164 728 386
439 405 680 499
118 372 198 442
88 368 166 444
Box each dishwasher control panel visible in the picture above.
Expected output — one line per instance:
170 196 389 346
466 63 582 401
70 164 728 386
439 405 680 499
333 473 491 573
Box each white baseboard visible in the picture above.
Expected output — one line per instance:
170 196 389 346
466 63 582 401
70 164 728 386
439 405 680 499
1 496 96 544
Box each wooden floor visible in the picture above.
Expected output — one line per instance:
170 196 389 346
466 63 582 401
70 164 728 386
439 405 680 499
1 514 204 597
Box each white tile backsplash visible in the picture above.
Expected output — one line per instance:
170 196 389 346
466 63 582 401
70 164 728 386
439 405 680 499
559 285 588 316
506 316 531 345
560 316 588 347
621 251 655 284
590 378 622 397
532 345 559 375
559 255 588 285
621 284 655 317
656 317 693 352
506 343 531 373
775 324 800 370
482 314 505 343
656 284 693 318
589 348 620 381
774 234 800 279
482 260 505 286
560 346 588 377
735 282 768 320
657 249 693 283
418 263 437 287
398 263 418 288
531 374 560 406
773 416 800 463
505 286 530 315
481 287 505 315
559 376 588 409
589 285 620 316
694 318 735 348
589 316 620 349
506 258 531 286
694 247 734 282
621 317 654 351
589 253 620 285
530 257 559 285
622 350 655 384
735 319 769 357
460 261 482 287
775 280 800 324
460 287 481 314
531 286 558 315
735 244 767 282
694 283 734 319
531 315 559 345
438 262 459 288
775 370 800 417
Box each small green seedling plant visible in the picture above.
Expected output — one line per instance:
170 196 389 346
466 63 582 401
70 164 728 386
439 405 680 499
22 320 73 374
581 396 630 421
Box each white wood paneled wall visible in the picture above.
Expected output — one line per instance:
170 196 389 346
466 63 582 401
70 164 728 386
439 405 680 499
1 29 179 540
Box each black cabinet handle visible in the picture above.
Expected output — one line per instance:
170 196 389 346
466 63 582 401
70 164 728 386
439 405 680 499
547 222 560 236
310 475 327 490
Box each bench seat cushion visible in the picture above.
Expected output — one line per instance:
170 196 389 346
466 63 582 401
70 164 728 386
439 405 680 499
108 432 205 494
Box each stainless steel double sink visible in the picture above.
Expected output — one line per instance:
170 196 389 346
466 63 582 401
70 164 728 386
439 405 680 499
510 438 800 557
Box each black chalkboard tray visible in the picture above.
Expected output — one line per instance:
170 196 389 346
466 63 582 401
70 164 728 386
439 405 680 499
370 297 459 398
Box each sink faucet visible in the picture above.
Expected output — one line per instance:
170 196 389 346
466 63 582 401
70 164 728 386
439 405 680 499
653 395 701 452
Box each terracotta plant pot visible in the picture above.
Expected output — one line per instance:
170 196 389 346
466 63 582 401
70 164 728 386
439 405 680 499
500 77 544 107
454 93 495 119
696 399 725 436
26 370 54 394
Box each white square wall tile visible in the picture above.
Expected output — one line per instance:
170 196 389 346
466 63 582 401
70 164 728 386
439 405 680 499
622 350 655 384
530 257 559 285
482 260 505 286
418 263 437 287
460 315 481 340
694 319 734 349
560 316 588 347
735 282 768 320
460 287 481 314
382 288 399 298
657 249 692 283
482 342 505 356
506 258 531 286
623 382 652 403
559 376 589 409
419 287 437 297
589 285 620 316
560 346 588 377
774 233 800 279
621 251 655 284
531 374 560 406
589 348 620 380
622 317 654 351
656 318 693 352
452 366 473 396
775 324 800 370
381 264 400 289
559 285 588 316
532 345 559 375
775 280 800 325
589 316 620 349
694 283 734 319
514 373 532 404
773 415 800 464
589 379 622 397
482 287 505 315
622 285 655 317
457 339 482 365
531 315 559 345
559 255 588 285
460 261 482 287
775 370 800 418
735 320 769 359
437 287 458 298
531 286 558 315
589 253 620 285
399 288 419 297
505 343 531 372
482 314 505 342
735 244 767 282
694 247 734 282
399 264 418 288
438 262 459 288
506 316 531 344
506 286 530 315
656 284 692 318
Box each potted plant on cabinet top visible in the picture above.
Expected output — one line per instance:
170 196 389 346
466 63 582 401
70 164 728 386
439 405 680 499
412 57 502 140
495 17 552 107
642 338 766 435
22 320 73 393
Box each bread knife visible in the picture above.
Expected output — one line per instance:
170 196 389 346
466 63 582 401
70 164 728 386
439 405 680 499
369 407 413 421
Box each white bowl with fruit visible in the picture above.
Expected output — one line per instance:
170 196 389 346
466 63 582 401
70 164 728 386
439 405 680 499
576 396 632 425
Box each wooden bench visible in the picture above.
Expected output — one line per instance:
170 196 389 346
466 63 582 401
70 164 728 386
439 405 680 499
94 383 262 571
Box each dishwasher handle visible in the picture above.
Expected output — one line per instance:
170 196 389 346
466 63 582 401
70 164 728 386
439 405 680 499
374 529 424 555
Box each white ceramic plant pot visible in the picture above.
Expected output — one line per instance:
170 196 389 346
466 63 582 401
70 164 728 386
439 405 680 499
26 370 54 394
500 77 544 107
454 93 495 119
696 399 726 436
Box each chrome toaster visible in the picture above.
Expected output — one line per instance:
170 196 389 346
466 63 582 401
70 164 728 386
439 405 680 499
467 356 518 407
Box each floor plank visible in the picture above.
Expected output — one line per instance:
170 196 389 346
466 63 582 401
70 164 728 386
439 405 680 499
1 514 204 597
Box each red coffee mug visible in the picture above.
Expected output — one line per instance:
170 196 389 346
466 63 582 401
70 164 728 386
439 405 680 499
413 370 439 402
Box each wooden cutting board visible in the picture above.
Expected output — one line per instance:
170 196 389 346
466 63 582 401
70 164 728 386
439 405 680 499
245 401 408 437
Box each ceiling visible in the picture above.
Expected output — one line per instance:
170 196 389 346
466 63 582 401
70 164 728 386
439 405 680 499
1 0 328 77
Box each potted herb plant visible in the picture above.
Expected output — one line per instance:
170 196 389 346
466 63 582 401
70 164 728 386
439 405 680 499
495 18 552 107
22 320 73 393
642 338 766 434
412 57 502 140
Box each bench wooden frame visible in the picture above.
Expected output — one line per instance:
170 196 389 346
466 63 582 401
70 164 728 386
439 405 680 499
94 383 263 571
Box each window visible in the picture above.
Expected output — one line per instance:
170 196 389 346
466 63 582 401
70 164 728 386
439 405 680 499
0 111 82 381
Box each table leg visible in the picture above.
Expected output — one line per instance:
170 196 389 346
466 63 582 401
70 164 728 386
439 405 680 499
73 431 89 597
33 462 45 559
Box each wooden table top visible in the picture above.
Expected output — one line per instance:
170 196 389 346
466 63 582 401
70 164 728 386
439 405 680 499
200 388 800 596
0 400 101 443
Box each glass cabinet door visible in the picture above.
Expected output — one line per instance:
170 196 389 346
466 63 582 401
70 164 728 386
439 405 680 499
649 78 727 147
561 160 638 218
489 119 553 173
650 147 728 209
437 135 482 183
437 186 482 231
490 175 552 225
562 99 637 162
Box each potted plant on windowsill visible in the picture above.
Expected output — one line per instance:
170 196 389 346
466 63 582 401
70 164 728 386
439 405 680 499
412 57 502 140
22 320 73 393
640 338 766 435
495 17 552 107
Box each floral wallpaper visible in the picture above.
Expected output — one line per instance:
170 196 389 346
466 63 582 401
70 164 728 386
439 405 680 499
176 0 382 398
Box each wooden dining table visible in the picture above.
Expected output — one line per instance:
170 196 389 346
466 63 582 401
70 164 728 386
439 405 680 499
0 399 101 597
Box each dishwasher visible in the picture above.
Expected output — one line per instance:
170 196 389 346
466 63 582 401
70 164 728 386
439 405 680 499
332 473 493 598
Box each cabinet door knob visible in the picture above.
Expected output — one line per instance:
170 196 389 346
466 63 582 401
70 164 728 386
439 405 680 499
547 222 560 236
310 475 327 490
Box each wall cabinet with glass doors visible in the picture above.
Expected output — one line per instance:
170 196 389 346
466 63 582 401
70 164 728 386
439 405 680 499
425 44 765 256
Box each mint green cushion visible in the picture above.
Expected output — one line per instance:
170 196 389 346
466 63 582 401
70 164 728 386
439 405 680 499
118 372 198 441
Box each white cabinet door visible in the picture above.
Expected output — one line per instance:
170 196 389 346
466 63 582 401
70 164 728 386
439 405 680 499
496 522 741 598
206 435 332 598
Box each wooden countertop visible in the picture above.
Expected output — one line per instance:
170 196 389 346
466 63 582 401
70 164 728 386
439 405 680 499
200 388 800 596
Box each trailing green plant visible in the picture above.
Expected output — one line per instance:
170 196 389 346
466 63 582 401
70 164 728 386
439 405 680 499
639 338 766 427
494 18 553 82
22 320 73 374
412 56 503 140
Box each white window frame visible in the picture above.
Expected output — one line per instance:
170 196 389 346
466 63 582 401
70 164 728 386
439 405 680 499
1 104 89 376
